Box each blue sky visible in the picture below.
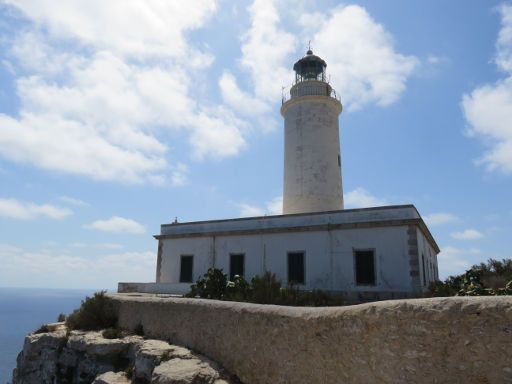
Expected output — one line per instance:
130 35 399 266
0 0 511 289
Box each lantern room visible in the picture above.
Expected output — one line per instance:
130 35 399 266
292 49 327 83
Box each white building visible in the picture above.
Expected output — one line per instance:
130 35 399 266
119 51 439 300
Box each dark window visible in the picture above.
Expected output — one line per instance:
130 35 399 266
179 255 193 283
230 254 245 280
355 250 375 285
288 252 305 284
338 154 341 167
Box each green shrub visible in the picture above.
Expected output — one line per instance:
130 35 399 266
34 324 50 334
102 327 122 339
156 351 172 366
65 291 117 331
225 275 251 301
187 268 228 299
125 365 134 379
186 268 344 306
250 272 282 304
427 258 512 297
57 313 66 322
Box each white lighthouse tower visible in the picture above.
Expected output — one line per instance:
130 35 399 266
281 50 344 215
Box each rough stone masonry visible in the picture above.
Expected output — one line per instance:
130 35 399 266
111 294 512 384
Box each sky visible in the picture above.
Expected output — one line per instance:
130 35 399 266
0 0 511 289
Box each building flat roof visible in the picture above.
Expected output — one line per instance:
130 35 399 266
156 205 440 253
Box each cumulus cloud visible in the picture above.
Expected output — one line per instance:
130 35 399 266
238 195 282 217
462 4 512 174
0 243 155 288
344 187 387 209
218 0 295 134
169 163 189 187
219 71 271 116
59 196 89 207
85 216 146 234
0 197 72 220
239 0 296 102
0 1 248 184
224 1 417 134
450 229 484 240
304 5 418 110
423 212 460 226
5 0 217 61
437 246 479 278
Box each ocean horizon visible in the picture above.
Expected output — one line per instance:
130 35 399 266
0 287 106 384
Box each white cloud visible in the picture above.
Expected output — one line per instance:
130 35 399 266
0 1 249 184
238 195 282 217
344 187 387 208
240 0 296 102
450 229 484 240
427 55 447 65
5 0 217 61
188 107 247 160
85 216 146 234
437 246 480 278
59 196 89 207
219 71 271 116
423 212 460 226
238 203 265 217
71 242 124 250
217 0 296 134
0 197 72 220
0 243 155 288
496 4 512 72
305 5 418 110
170 163 189 187
462 4 512 175
266 196 283 215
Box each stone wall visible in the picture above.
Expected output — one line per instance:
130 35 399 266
111 294 512 384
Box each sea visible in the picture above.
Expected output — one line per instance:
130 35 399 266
0 287 99 384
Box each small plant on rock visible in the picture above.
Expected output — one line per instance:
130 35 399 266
57 313 66 322
125 365 134 379
102 327 122 339
33 324 50 334
157 351 172 365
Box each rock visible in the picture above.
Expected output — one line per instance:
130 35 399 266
93 371 131 384
152 358 220 384
67 331 143 357
13 327 237 384
134 340 193 381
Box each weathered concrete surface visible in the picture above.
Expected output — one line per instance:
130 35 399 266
111 294 512 384
13 325 237 384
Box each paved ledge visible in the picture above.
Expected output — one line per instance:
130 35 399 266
110 294 512 384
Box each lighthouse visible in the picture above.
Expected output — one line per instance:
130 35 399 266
126 47 440 301
281 50 343 214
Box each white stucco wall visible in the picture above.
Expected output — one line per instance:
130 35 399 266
281 91 343 214
158 225 418 294
417 228 439 288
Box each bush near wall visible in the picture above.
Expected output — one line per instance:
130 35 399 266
186 268 344 306
66 291 118 330
429 258 512 297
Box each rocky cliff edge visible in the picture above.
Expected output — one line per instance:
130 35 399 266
12 322 238 384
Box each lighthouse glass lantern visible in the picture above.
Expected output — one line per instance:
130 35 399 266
293 49 327 83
